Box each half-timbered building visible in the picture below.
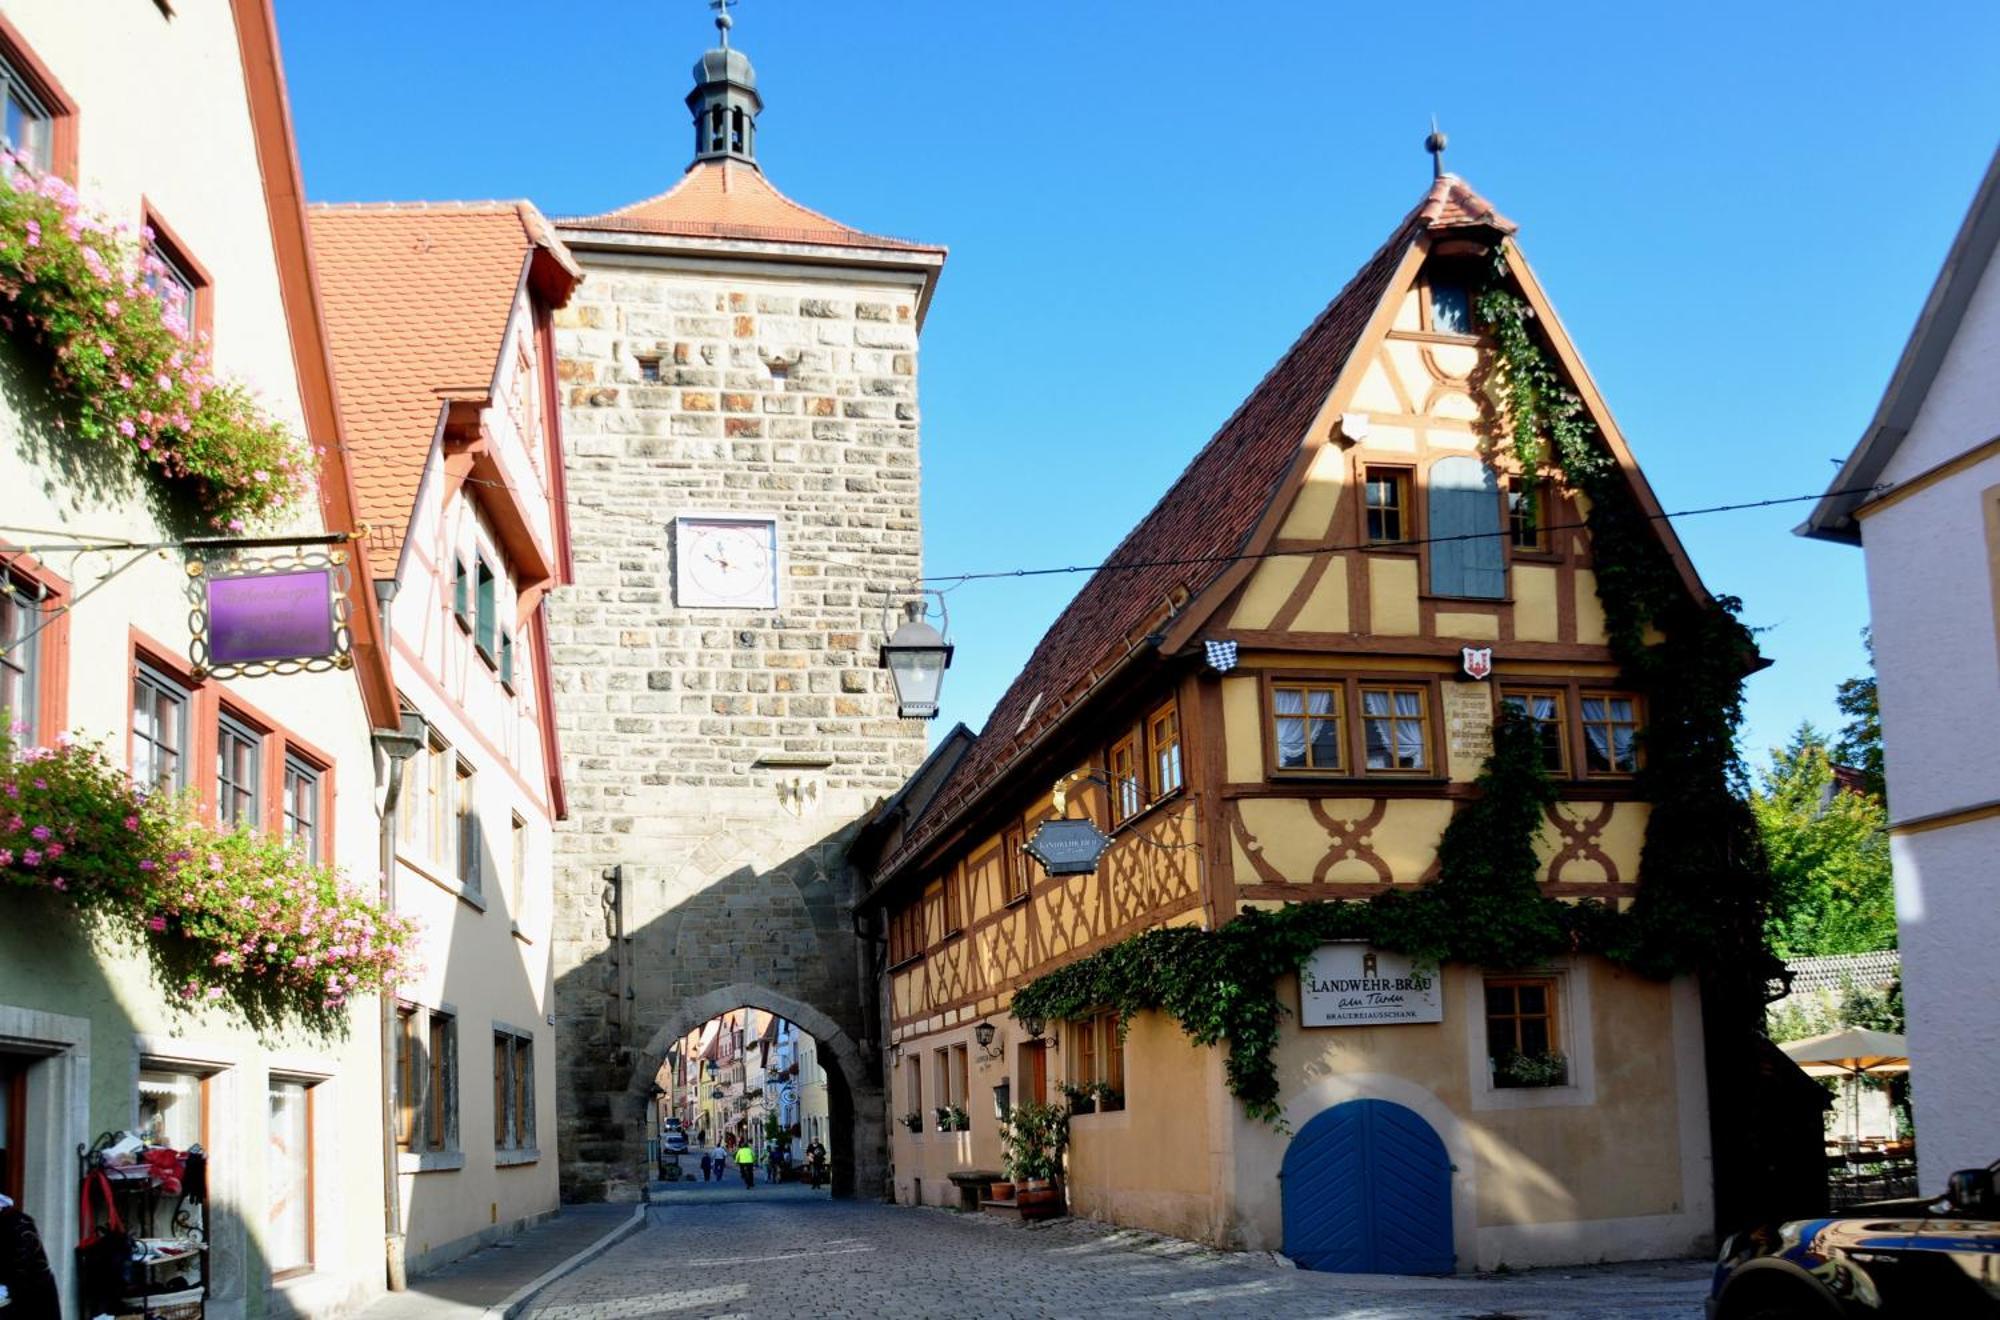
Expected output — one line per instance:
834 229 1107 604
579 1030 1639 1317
858 171 1725 1271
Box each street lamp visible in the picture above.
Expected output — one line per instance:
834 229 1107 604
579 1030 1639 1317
973 1019 1002 1060
879 596 953 720
1020 1013 1045 1041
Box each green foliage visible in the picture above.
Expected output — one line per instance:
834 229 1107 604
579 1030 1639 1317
1753 725 1896 958
1494 1051 1570 1088
1833 629 1885 802
1012 247 1778 1124
0 157 311 530
998 1101 1068 1182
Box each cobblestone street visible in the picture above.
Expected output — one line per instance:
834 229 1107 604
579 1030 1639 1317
519 1187 1708 1319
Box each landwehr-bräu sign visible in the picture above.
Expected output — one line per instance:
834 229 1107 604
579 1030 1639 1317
1299 943 1444 1026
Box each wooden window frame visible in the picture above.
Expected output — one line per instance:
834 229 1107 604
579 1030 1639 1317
394 1006 420 1150
1002 823 1030 905
454 756 480 892
139 203 213 342
1507 475 1561 560
282 753 324 864
942 861 964 938
474 558 499 667
1146 699 1183 800
1484 975 1564 1089
131 656 193 794
1357 682 1435 775
1269 679 1345 774
0 15 77 181
952 1044 970 1126
1069 1011 1127 1114
214 706 265 832
1579 690 1643 779
1362 465 1415 548
266 1075 317 1280
492 1028 534 1152
1260 673 1442 782
421 1008 457 1154
1497 687 1568 777
0 553 70 746
1106 727 1143 826
1424 277 1475 338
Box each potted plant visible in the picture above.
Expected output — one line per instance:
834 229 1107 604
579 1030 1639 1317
941 1104 969 1132
1057 1080 1095 1116
1091 1081 1124 1113
1000 1101 1069 1218
899 1111 924 1133
988 1177 1016 1202
1493 1051 1570 1089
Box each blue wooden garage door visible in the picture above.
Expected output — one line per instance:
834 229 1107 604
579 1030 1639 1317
1281 1099 1453 1274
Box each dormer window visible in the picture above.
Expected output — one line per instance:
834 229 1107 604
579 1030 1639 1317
1429 282 1472 336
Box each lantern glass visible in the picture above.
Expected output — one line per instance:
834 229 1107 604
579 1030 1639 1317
1021 1013 1045 1040
879 608 953 720
973 1020 996 1049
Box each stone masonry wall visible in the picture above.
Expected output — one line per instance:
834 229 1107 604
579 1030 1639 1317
544 252 930 1201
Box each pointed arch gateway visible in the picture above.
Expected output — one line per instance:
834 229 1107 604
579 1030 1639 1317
631 983 872 1198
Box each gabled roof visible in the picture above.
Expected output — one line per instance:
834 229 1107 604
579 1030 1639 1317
866 172 1709 894
1780 950 1900 998
559 159 945 254
865 177 1504 890
307 201 582 560
1802 145 2000 544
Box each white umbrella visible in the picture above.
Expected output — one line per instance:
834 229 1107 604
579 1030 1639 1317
1781 1027 1910 1146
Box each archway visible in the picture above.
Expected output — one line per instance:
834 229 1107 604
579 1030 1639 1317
629 982 878 1199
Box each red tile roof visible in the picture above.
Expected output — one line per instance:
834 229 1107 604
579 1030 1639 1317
560 160 944 253
308 202 580 558
877 175 1509 883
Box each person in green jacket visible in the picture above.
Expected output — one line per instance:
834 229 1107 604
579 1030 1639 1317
734 1141 756 1189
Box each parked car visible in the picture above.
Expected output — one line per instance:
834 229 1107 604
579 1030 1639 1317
1707 1162 2000 1317
661 1118 689 1154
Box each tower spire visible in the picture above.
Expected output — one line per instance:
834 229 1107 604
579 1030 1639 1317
1425 116 1449 181
688 0 761 169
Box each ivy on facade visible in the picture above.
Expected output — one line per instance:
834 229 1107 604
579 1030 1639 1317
1011 245 1775 1123
0 156 313 530
2 731 417 1032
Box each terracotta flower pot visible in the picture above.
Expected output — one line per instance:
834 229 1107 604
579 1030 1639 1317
989 1181 1015 1201
1015 1179 1062 1219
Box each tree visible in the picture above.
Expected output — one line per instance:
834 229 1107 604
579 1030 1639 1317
1752 724 1896 958
1833 629 1885 802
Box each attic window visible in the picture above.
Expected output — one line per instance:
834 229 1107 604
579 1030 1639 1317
1430 282 1473 336
637 355 662 383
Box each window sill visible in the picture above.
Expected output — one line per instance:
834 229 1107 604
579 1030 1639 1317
1003 892 1030 909
1108 787 1185 840
1390 327 1483 347
453 613 473 634
402 854 488 912
495 1147 540 1167
887 953 925 973
398 1150 466 1174
1509 550 1564 564
1268 771 1447 786
1420 592 1512 605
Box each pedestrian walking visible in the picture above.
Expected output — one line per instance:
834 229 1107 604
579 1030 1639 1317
699 1151 712 1182
710 1142 728 1186
735 1141 756 1188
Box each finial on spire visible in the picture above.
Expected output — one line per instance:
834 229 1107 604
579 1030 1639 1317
1425 115 1448 180
710 0 736 49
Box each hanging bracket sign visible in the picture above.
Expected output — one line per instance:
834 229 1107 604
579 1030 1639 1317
1300 943 1444 1027
1025 818 1112 877
188 551 353 679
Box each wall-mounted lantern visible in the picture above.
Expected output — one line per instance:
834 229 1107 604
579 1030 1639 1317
879 595 953 720
1020 1013 1045 1041
973 1019 1003 1060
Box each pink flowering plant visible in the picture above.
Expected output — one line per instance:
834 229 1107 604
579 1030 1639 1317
1 729 415 1031
0 156 313 530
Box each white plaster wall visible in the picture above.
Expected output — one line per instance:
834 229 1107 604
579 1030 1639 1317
1889 819 2000 1185
1880 245 2000 483
0 4 386 1314
387 283 561 1270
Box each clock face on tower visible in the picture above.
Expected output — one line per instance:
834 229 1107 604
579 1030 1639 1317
674 515 780 608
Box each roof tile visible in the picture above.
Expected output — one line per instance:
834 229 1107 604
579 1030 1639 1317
308 202 574 557
559 160 943 253
878 179 1496 882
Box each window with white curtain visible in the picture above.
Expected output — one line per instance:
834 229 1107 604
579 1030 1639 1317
267 1077 315 1275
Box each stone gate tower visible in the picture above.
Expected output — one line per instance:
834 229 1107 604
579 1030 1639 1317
543 13 945 1202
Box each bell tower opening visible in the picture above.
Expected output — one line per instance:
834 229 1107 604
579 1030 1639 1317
685 2 763 169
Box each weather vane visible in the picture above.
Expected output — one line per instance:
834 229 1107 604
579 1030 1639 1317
710 0 736 48
1425 115 1448 180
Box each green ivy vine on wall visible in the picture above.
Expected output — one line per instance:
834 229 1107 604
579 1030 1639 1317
1010 244 1776 1124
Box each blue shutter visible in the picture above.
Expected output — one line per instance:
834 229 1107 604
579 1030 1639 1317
1427 456 1506 599
475 561 497 657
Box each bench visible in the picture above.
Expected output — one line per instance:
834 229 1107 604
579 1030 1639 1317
944 1168 1006 1212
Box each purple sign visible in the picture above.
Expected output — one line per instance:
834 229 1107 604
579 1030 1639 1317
206 569 337 665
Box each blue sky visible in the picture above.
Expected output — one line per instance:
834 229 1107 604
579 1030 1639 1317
274 1 1999 769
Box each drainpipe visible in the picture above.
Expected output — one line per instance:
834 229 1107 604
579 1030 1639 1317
370 579 427 1293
